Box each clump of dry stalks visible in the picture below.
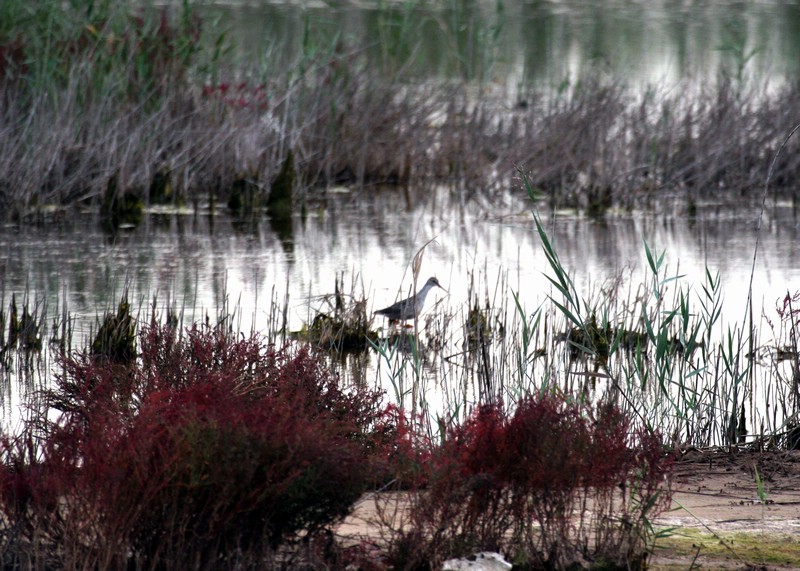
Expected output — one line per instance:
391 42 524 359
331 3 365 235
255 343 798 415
2 4 800 222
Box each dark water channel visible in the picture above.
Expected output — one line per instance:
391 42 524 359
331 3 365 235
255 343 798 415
3 189 800 442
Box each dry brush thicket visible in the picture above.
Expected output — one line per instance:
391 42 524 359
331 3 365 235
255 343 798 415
2 40 799 219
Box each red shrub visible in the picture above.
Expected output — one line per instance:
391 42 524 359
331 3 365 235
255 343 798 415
388 395 673 570
370 403 435 487
0 323 387 569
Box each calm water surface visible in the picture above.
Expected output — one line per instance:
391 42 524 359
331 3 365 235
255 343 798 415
198 0 800 89
3 190 800 435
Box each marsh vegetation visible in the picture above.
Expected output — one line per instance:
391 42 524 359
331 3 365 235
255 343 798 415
2 199 800 566
2 0 800 568
2 0 800 224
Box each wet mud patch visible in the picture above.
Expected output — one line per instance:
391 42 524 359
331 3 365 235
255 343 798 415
653 449 800 569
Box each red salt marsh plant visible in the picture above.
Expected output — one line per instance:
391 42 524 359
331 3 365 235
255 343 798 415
385 395 673 570
0 322 388 570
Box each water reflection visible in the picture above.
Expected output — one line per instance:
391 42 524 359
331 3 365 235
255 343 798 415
3 191 800 441
0 197 800 327
198 0 800 88
4 192 800 339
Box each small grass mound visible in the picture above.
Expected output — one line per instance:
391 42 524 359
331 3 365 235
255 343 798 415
294 275 380 352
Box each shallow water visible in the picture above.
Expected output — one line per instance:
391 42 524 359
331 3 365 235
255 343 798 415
4 193 799 332
3 190 800 440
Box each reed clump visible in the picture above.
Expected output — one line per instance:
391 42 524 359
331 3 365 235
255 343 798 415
5 295 42 353
294 275 379 352
91 295 137 365
2 2 800 221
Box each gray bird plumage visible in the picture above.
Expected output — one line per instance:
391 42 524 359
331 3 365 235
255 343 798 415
374 277 444 321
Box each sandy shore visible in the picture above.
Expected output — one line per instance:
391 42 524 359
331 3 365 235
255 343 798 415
337 449 800 569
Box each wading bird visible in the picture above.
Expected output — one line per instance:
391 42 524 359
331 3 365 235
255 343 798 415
374 277 445 322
